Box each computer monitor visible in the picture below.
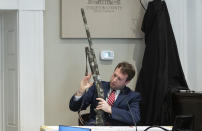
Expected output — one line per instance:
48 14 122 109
172 115 193 131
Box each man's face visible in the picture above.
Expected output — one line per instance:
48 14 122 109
110 67 129 90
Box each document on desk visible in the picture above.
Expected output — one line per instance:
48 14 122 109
41 126 58 131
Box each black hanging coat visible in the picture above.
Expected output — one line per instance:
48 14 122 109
136 0 189 126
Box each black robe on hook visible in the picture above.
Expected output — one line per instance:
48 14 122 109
136 0 189 126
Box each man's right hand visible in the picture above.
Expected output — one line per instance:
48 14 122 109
75 74 93 96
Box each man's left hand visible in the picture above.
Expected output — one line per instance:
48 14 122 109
96 98 112 114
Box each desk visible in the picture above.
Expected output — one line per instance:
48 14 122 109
40 126 172 131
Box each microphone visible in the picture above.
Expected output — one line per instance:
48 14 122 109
127 102 137 131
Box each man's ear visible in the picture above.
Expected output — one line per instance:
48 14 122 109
125 80 130 85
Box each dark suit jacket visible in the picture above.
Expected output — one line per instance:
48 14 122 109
69 81 141 126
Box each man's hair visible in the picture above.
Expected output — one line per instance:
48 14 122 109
115 62 136 81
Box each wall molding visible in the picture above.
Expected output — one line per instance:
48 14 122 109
18 10 44 131
0 0 45 10
0 14 5 131
1 2 44 131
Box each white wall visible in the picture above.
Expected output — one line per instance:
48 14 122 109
0 13 4 131
186 0 202 91
167 0 202 91
44 0 202 126
0 0 45 131
44 0 145 126
0 0 44 10
166 0 202 91
166 0 188 75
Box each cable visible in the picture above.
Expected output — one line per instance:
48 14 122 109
140 0 146 10
144 126 171 131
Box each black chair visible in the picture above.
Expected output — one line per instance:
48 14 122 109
78 113 90 126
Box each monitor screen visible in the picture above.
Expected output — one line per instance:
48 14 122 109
172 115 193 131
59 125 91 131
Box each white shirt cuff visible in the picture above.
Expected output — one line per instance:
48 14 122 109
74 95 82 101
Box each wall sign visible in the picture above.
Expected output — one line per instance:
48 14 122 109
61 0 144 38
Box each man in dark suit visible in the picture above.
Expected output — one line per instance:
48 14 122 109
69 62 141 126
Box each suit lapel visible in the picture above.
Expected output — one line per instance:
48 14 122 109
103 83 129 106
113 87 128 106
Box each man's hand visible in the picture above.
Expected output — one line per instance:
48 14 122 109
75 74 93 96
96 98 112 114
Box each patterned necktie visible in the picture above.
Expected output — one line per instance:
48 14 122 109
107 90 116 106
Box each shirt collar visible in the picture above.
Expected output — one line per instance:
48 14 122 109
109 88 120 95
